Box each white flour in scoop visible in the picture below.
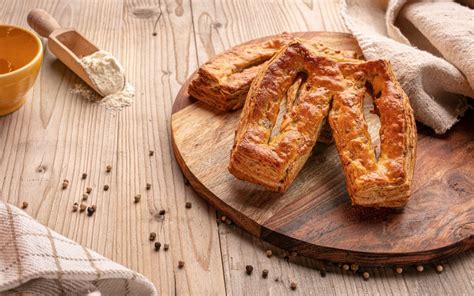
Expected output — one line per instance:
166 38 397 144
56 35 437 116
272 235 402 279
71 50 135 110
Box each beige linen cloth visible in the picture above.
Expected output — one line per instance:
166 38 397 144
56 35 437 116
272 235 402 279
341 0 474 134
0 201 157 295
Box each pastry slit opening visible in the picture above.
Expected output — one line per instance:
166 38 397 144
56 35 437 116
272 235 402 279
364 81 381 161
287 72 307 108
231 57 272 75
269 72 307 141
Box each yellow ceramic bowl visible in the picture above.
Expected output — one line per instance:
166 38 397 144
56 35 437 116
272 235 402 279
0 24 43 116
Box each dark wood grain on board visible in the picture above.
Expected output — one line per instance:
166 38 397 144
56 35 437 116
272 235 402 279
171 32 473 266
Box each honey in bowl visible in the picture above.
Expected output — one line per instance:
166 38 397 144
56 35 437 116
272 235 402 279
0 25 43 116
0 26 39 74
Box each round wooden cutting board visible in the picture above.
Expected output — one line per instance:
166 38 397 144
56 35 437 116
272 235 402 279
171 32 473 266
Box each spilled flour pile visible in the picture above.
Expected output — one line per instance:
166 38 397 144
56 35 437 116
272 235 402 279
71 50 135 110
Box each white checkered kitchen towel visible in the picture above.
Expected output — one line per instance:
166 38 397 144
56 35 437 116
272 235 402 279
0 201 157 295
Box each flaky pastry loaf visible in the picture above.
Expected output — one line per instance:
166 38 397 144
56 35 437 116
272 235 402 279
188 34 292 112
329 60 416 207
229 40 343 191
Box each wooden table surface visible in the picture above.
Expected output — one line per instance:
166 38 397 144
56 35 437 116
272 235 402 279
1 0 472 295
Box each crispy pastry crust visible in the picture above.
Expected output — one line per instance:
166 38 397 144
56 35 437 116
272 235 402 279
229 40 344 192
188 34 360 112
329 60 417 207
188 34 291 112
229 40 416 207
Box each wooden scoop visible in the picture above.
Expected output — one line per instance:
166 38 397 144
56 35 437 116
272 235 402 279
27 9 104 96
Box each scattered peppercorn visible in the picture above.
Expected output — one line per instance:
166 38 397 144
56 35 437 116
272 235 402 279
362 272 370 280
152 32 157 36
21 201 28 209
159 209 166 215
86 187 92 194
146 183 151 190
149 150 154 156
149 232 156 241
342 264 350 271
82 193 89 201
416 265 424 272
351 263 359 272
178 260 185 268
106 165 112 172
436 264 444 273
134 194 141 203
154 242 161 251
290 282 297 290
245 265 253 275
62 180 69 189
185 201 192 209
87 206 95 216
320 270 327 277
82 173 87 180
103 185 109 191
395 267 403 274
266 250 273 258
262 269 269 278
80 203 87 212
73 202 79 212
164 243 169 251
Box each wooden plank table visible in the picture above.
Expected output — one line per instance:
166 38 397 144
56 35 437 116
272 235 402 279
0 0 472 295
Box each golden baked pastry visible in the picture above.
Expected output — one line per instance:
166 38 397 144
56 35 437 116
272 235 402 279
229 39 416 207
188 34 292 112
229 40 340 191
329 60 416 207
188 34 360 112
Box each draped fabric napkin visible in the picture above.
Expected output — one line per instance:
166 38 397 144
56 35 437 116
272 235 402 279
0 202 157 295
341 0 474 134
